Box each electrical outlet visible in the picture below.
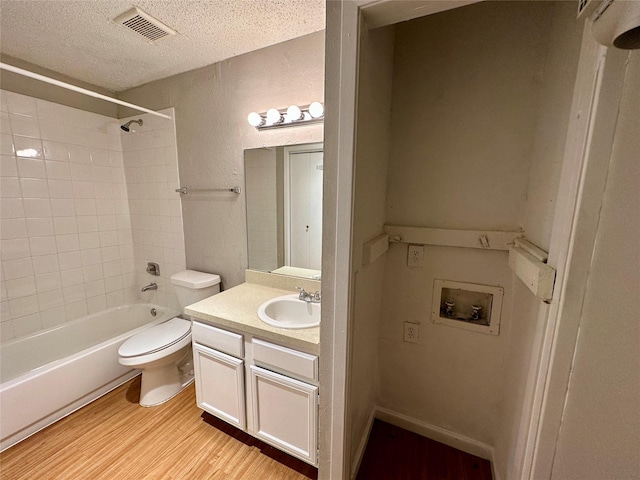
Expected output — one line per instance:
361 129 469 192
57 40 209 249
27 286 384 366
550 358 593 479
407 244 424 267
404 322 420 343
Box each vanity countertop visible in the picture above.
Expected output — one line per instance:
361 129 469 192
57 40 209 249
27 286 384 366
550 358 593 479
185 283 320 354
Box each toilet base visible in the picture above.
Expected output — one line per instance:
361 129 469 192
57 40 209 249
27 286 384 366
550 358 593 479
136 347 194 407
139 369 194 407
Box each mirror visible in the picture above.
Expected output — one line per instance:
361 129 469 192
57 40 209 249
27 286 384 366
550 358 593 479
244 143 323 279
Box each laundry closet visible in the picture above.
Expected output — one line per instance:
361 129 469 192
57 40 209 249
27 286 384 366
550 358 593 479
343 1 585 477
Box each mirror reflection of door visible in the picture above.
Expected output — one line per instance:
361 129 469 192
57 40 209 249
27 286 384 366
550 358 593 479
284 146 323 270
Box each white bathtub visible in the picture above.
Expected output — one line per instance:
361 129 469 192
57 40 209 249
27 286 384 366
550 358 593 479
0 303 179 451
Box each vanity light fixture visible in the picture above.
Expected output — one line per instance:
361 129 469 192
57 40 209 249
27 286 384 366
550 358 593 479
247 102 324 130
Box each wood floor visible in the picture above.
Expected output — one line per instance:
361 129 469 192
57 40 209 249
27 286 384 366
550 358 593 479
0 377 317 480
357 420 493 480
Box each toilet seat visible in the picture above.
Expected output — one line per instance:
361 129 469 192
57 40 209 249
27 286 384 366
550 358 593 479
119 317 191 358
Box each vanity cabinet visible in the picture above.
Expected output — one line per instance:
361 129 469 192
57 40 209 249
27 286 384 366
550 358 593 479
191 320 319 466
192 322 246 430
250 338 319 465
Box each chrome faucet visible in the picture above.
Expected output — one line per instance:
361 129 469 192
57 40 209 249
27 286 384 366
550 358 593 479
296 287 321 303
141 283 157 292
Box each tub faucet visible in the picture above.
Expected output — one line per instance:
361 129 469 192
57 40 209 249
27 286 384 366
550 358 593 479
141 283 157 292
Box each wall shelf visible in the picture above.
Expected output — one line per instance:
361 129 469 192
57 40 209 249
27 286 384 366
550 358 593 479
384 225 521 251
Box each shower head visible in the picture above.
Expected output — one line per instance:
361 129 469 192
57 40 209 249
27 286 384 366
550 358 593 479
121 119 143 132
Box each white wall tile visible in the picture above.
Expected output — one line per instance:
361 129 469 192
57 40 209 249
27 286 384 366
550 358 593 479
74 199 96 216
0 198 24 218
53 216 78 235
1 238 31 260
40 305 66 329
42 140 69 161
45 160 71 180
5 93 37 116
39 120 67 143
29 236 57 256
38 289 64 310
12 312 42 337
3 257 33 279
32 254 59 275
56 234 80 252
13 137 43 158
23 198 51 217
5 276 37 298
48 179 73 198
10 114 40 138
1 92 183 339
9 295 39 318
26 217 54 237
35 272 62 293
20 178 48 198
58 251 82 270
1 155 18 177
50 198 76 217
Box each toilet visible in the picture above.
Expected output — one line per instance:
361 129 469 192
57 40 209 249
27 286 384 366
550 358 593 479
118 270 221 406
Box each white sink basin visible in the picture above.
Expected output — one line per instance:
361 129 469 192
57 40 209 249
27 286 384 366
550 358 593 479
257 294 320 329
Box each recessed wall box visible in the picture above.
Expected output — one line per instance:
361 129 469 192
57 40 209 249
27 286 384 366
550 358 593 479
431 279 504 335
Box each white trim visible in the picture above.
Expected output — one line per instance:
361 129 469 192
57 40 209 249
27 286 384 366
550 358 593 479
319 1 360 478
375 407 494 461
516 29 630 479
349 408 376 480
0 62 172 120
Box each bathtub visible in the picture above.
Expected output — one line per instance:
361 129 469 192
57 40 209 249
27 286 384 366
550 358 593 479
0 303 179 452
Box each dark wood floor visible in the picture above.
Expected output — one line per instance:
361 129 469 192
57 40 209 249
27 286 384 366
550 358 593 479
357 420 493 480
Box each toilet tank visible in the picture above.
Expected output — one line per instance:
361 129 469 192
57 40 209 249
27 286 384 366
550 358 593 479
170 270 221 311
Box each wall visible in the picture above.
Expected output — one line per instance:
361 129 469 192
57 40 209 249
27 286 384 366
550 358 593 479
492 3 584 478
117 32 325 289
0 90 134 341
348 22 395 476
0 55 117 118
120 109 186 312
550 50 640 480
377 1 562 448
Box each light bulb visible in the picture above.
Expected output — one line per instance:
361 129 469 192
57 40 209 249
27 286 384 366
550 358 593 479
286 105 303 122
309 101 324 118
247 112 264 127
266 108 283 125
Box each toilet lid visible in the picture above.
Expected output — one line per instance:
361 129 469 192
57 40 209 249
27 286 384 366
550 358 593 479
119 318 191 358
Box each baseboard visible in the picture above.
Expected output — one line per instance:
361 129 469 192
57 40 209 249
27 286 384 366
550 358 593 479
350 408 376 480
374 407 494 461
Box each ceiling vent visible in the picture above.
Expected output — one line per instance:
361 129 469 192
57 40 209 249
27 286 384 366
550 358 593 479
113 7 178 43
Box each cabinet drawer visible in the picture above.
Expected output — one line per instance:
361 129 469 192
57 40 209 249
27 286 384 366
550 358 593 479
192 321 243 358
252 338 318 382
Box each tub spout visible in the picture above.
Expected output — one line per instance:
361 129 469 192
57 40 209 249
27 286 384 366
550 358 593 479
141 283 157 292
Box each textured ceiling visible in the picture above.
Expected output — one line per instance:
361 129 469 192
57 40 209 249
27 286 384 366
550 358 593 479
0 0 325 92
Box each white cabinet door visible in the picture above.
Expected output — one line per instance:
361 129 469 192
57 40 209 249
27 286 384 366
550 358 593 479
193 342 246 430
249 365 318 465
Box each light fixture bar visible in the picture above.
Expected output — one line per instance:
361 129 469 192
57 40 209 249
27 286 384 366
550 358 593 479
0 62 172 120
256 117 324 130
248 102 324 130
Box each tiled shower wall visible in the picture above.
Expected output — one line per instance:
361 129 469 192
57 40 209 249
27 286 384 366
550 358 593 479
121 109 185 313
0 90 135 341
0 93 185 342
